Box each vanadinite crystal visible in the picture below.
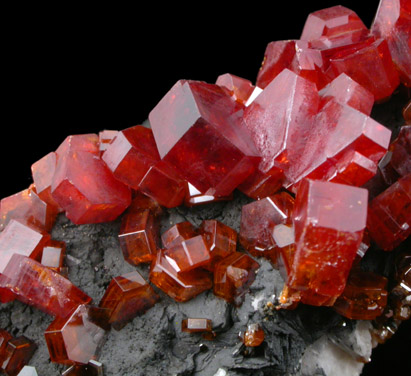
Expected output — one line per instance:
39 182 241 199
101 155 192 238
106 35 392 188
371 0 411 86
0 254 91 317
241 323 265 347
99 271 159 330
45 305 105 365
181 318 212 333
41 240 66 273
161 221 197 249
62 360 103 376
404 100 411 123
0 330 13 363
289 179 368 298
98 130 118 154
51 134 131 224
333 270 388 320
213 252 259 306
149 80 260 197
367 174 411 250
215 73 255 105
1 336 37 376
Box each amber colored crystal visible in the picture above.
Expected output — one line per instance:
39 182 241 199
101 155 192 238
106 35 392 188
0 219 50 273
181 318 212 333
0 254 91 318
31 152 61 211
289 179 368 297
45 305 105 365
41 240 66 273
119 207 160 265
184 183 233 206
213 252 259 306
149 251 212 302
239 192 294 262
0 188 57 233
216 73 254 104
333 270 388 320
404 101 411 123
62 360 103 376
0 330 12 363
98 130 118 154
319 73 374 115
200 220 237 271
241 323 265 347
128 192 163 217
138 161 186 208
371 0 411 87
163 235 211 272
149 80 260 197
300 5 368 42
367 174 411 250
1 336 37 376
51 146 131 225
99 271 159 330
161 221 197 249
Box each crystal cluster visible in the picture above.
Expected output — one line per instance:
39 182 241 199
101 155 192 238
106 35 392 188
0 1 409 372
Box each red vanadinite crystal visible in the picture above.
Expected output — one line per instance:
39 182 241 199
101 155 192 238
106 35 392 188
149 250 212 302
200 220 237 271
0 254 91 318
55 134 100 158
216 73 255 105
41 239 66 273
213 252 259 306
98 130 118 154
181 318 212 333
239 192 294 263
149 80 260 197
367 174 411 250
184 183 233 206
319 73 374 115
1 336 37 376
99 271 159 330
241 323 265 347
371 0 411 87
161 221 197 249
333 270 388 320
0 188 57 233
404 101 411 123
0 330 12 363
0 219 50 273
45 305 105 365
51 134 131 225
289 179 368 298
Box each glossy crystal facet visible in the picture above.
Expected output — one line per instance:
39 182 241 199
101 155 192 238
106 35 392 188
1 336 37 376
181 318 212 333
161 221 197 249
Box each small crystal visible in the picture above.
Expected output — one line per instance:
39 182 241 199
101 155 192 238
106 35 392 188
181 318 212 333
161 221 197 249
1 336 37 376
241 323 265 347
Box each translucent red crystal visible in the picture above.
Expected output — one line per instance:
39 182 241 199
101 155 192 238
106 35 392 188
181 318 212 333
1 336 37 376
41 240 66 273
289 180 368 298
241 323 265 347
98 130 118 154
161 221 197 249
184 182 233 206
367 174 411 250
371 0 411 86
51 134 131 224
404 100 411 123
216 73 254 105
99 271 159 330
0 254 91 317
44 305 105 365
213 252 259 306
333 270 388 320
149 250 212 302
0 330 13 364
149 80 260 197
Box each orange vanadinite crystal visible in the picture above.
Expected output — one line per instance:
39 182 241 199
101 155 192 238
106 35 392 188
31 152 61 211
149 251 212 302
98 130 118 154
215 73 255 105
149 80 260 197
0 219 50 273
371 0 411 87
404 101 411 123
1 336 37 376
239 192 294 262
0 254 91 318
333 270 388 320
0 330 12 363
367 174 411 250
99 271 159 330
129 192 163 217
241 323 265 347
41 240 66 273
161 221 197 249
119 207 160 265
163 235 211 272
0 188 57 232
319 73 374 115
45 305 105 365
181 318 212 333
200 220 237 271
51 134 131 225
289 179 368 298
102 125 160 189
213 252 259 306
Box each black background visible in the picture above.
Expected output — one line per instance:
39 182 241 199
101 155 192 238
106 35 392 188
3 1 410 374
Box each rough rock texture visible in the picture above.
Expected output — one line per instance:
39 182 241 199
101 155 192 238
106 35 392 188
0 89 409 375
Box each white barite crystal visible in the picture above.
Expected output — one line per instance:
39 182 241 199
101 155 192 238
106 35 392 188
17 366 38 376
